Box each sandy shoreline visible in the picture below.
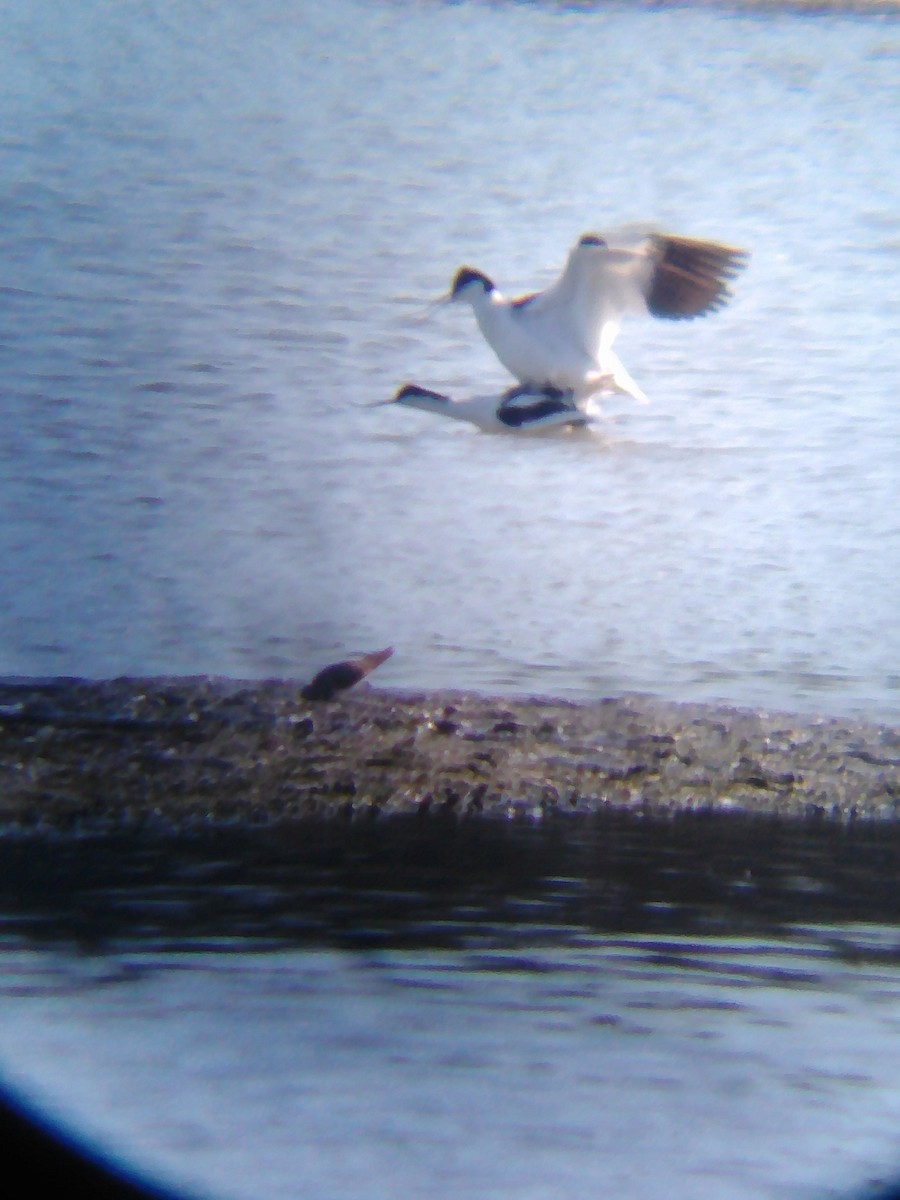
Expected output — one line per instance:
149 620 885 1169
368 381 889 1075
0 676 898 832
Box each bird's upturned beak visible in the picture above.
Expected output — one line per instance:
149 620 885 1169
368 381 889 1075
405 294 449 327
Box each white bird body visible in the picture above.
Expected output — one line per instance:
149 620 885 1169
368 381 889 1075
448 225 748 405
380 383 591 434
469 289 603 394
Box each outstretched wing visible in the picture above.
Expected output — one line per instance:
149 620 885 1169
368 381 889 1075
538 226 749 360
641 233 749 319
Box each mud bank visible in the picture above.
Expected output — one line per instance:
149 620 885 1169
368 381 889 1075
1 677 898 832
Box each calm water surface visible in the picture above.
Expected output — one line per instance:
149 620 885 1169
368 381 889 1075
3 8 900 1196
1 0 898 717
2 815 900 1200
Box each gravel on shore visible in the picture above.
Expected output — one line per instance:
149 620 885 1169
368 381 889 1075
1 676 899 832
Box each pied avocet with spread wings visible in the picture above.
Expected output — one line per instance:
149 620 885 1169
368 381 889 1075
444 224 748 405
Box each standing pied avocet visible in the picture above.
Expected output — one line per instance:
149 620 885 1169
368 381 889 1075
377 383 591 433
444 224 749 405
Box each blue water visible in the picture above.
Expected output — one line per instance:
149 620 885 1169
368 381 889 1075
2 817 900 1200
3 15 900 1193
2 0 899 719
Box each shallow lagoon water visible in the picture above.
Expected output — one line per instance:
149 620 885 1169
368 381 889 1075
3 816 900 1200
1 0 899 718
3 3 900 1198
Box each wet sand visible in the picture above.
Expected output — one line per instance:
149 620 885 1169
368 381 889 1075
1 677 898 832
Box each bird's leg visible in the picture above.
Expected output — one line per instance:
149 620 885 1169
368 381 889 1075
586 372 617 393
596 355 650 405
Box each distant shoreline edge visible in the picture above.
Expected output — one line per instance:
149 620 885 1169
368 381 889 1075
644 0 900 14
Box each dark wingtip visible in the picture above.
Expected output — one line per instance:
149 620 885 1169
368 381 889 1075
647 234 750 320
578 233 607 248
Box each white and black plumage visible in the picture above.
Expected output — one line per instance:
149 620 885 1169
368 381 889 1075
446 224 749 405
380 382 590 434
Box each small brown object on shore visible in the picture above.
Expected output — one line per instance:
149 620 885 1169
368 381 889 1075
301 647 394 702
